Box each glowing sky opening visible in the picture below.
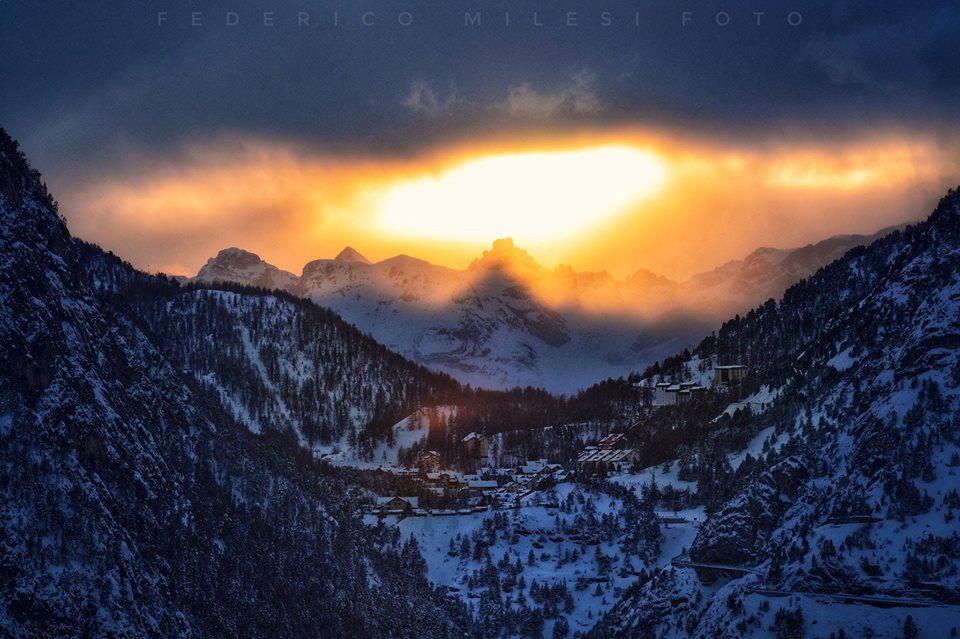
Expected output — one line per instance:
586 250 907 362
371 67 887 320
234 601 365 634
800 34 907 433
369 146 668 243
58 130 958 279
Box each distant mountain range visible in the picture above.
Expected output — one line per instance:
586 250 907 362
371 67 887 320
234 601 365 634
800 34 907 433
192 228 904 393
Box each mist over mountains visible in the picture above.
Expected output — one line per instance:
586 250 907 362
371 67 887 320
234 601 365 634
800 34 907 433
193 229 903 393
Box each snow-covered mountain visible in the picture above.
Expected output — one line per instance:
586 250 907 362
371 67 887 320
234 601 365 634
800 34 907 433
685 226 905 315
196 246 299 291
137 284 461 453
0 129 468 636
590 190 960 638
193 230 903 393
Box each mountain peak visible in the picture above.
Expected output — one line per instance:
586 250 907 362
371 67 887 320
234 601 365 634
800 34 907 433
196 247 298 291
335 246 371 264
212 247 264 267
470 237 543 273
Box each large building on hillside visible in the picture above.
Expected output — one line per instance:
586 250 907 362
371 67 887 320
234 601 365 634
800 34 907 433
417 450 442 472
714 364 748 385
462 431 489 457
653 381 706 406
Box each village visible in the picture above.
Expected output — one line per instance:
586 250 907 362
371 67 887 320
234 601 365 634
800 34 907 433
365 362 751 519
368 442 571 517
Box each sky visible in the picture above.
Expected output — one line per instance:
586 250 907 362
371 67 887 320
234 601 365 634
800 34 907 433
1 0 958 278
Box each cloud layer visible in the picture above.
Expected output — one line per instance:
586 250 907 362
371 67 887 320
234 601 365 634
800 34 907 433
58 130 960 280
2 0 959 174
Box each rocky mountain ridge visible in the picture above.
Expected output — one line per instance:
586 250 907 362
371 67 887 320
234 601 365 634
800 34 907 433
192 227 903 393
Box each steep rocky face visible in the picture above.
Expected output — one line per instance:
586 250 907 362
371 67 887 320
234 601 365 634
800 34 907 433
690 457 809 574
196 246 299 291
0 128 465 638
593 190 960 638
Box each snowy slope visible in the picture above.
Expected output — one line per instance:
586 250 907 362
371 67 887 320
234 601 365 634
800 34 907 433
592 190 960 638
134 285 460 453
0 128 466 637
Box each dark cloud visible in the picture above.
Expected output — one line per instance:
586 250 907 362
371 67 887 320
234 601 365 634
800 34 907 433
1 0 958 178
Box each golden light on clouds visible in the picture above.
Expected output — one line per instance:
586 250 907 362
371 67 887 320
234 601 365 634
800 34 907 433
764 142 942 191
370 146 667 243
61 130 957 279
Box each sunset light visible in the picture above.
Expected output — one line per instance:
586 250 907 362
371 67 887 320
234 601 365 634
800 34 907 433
61 132 956 279
370 146 668 243
6 1 960 634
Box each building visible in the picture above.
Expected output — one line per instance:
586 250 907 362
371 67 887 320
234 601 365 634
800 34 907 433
417 450 441 472
375 496 419 514
575 446 640 473
676 381 706 404
510 460 566 489
598 433 626 450
462 479 499 500
425 471 468 495
653 382 676 406
519 459 550 475
714 365 748 385
462 432 489 457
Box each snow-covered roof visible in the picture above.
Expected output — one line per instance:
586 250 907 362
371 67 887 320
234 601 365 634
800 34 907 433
576 448 638 464
462 432 485 442
519 459 550 474
375 496 419 508
714 364 747 370
520 465 545 475
466 480 498 489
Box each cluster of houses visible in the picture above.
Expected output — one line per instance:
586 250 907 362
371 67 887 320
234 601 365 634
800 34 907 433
423 471 499 502
371 458 570 516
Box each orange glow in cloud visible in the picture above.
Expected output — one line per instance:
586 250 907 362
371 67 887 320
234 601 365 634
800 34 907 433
370 146 668 243
764 143 943 191
62 130 958 280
